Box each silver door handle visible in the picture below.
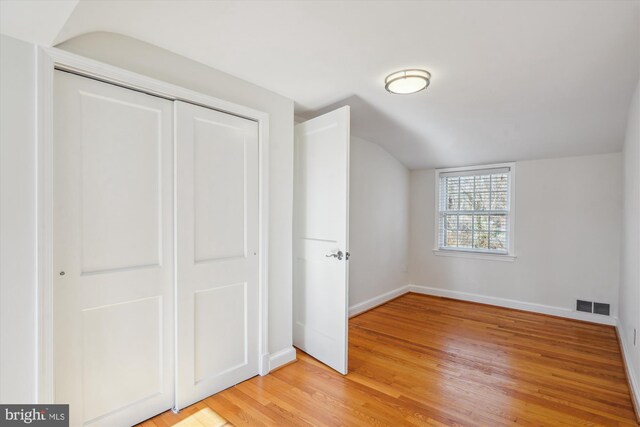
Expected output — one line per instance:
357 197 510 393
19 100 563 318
326 251 343 260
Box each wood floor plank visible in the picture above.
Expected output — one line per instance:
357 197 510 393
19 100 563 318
140 293 639 426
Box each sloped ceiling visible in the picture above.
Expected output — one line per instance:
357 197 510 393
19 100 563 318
3 1 640 169
0 0 78 47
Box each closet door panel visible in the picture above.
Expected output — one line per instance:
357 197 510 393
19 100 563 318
53 71 174 427
193 117 247 262
81 296 163 422
175 101 259 410
194 282 247 382
79 92 162 273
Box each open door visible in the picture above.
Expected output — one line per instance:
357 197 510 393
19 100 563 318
293 106 350 375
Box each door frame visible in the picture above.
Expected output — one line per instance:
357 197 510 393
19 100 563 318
36 47 271 404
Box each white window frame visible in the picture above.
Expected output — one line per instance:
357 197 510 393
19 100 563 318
433 162 516 261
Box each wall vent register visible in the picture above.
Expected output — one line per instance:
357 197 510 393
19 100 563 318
576 300 593 313
593 302 610 316
576 300 610 316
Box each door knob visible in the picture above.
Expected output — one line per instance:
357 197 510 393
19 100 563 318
325 251 343 260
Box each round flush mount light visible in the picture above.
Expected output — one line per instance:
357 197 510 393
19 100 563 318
384 69 431 94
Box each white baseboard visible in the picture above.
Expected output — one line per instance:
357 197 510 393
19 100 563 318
408 284 617 326
260 353 270 376
349 285 410 317
348 283 616 326
616 322 640 421
268 346 297 372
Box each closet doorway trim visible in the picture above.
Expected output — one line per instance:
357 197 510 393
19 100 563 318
36 46 271 404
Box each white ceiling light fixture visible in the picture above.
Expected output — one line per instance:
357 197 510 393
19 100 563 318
384 69 431 94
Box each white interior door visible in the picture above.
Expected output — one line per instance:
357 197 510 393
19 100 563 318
53 71 175 426
175 101 260 410
293 106 350 375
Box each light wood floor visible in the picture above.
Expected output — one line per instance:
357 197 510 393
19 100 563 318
139 293 639 426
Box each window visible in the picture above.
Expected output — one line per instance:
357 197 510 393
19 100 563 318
435 164 515 259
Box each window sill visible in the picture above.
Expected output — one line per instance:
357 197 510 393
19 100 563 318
432 249 517 262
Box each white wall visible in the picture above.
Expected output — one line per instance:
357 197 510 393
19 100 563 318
0 34 37 403
409 153 623 319
619 80 640 407
349 137 410 313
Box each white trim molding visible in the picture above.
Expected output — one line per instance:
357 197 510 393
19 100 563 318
408 284 617 326
36 44 55 405
349 286 411 318
432 249 516 262
348 284 617 326
268 346 297 372
616 321 640 422
36 46 271 402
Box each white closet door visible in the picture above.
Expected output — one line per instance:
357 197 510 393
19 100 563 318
53 71 174 426
175 101 260 410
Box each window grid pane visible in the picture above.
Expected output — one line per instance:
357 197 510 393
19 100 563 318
439 171 510 254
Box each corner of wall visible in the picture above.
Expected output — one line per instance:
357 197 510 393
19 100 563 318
616 319 640 422
617 78 640 423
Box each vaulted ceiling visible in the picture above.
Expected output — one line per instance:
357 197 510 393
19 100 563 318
2 0 639 169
